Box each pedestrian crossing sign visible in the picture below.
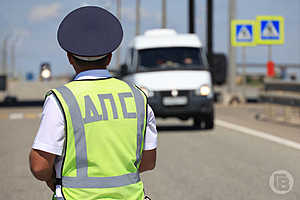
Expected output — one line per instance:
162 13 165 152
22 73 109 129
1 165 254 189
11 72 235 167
255 16 284 45
231 20 256 46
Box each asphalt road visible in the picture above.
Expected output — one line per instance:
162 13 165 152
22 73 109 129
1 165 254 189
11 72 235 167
0 105 299 200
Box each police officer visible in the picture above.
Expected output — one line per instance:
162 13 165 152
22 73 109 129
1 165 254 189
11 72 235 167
29 6 157 200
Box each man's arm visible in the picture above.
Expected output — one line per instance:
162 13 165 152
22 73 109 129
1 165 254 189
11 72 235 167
29 149 56 191
30 95 66 192
139 105 158 173
139 149 156 173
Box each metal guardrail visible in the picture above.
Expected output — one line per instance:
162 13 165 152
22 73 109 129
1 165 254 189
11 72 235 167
260 95 300 107
264 81 300 93
237 63 300 69
257 80 300 125
260 80 300 107
236 63 300 78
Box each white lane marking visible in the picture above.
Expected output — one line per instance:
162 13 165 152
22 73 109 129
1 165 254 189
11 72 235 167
215 119 300 151
9 113 24 120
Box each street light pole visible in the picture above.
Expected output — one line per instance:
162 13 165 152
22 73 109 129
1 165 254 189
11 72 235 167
162 0 167 28
136 0 140 35
116 0 121 68
1 36 9 76
10 41 16 78
188 0 195 33
228 0 237 94
206 0 213 66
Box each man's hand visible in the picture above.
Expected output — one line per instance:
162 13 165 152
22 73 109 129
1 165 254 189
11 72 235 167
46 168 56 192
29 149 56 191
46 179 55 192
139 149 156 173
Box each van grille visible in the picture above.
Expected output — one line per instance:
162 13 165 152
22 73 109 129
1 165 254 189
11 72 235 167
159 90 190 97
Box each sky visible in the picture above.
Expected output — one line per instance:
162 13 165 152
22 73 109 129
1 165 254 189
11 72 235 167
0 0 299 79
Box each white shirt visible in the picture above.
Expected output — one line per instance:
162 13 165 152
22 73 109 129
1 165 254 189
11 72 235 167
32 69 158 178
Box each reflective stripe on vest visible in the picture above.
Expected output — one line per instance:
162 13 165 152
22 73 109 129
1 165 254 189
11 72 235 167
55 83 146 189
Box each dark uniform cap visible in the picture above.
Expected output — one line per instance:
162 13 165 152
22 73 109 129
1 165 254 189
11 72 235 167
57 6 123 57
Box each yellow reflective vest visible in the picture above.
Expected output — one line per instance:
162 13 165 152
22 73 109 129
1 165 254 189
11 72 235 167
50 78 147 200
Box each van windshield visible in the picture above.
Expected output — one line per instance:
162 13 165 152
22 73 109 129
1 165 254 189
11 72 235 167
137 47 206 71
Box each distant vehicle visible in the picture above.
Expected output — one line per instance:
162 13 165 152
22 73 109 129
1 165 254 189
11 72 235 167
0 63 69 104
120 29 214 129
0 77 68 104
39 63 52 81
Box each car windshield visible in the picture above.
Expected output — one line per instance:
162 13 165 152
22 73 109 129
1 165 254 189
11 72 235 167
137 47 206 71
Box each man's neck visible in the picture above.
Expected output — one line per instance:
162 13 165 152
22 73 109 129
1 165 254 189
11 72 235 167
75 66 107 74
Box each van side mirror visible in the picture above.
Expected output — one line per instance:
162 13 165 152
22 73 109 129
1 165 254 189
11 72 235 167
120 64 128 76
210 53 227 85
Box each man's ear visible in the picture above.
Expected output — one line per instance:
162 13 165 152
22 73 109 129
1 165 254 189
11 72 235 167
106 53 112 66
67 52 80 73
67 52 74 65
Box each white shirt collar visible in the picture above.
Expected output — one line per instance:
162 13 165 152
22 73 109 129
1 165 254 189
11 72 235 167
74 69 112 80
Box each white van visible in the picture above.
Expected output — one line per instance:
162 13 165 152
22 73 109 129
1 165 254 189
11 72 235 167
120 29 214 129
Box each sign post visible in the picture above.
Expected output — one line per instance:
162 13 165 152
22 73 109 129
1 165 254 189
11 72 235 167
256 16 285 77
231 20 256 97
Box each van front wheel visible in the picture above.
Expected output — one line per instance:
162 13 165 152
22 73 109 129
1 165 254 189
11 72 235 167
193 111 215 129
193 116 202 129
204 112 214 129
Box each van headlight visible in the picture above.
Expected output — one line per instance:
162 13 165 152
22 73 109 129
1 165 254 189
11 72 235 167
140 86 154 97
195 85 211 96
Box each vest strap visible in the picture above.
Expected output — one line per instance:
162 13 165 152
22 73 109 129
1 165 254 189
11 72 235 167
62 172 140 188
56 86 89 177
127 84 146 168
